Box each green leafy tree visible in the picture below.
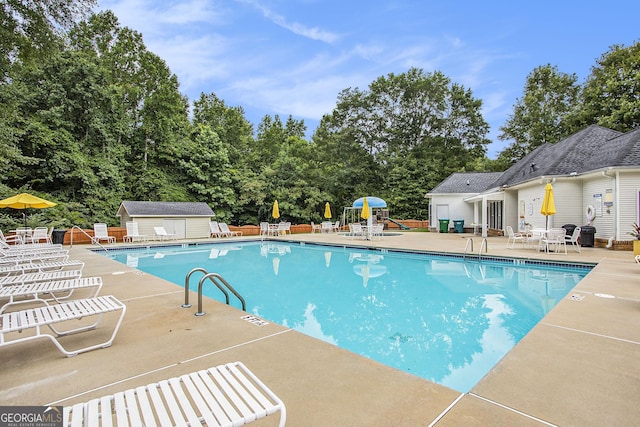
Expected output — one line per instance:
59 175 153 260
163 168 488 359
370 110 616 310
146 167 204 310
70 11 192 203
575 41 640 131
193 93 254 164
497 64 580 164
179 124 235 218
0 0 96 79
316 67 490 218
192 93 258 223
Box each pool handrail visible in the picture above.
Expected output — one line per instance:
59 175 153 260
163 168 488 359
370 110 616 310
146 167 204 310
183 267 246 315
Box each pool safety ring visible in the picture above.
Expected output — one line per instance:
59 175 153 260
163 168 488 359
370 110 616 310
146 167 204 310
585 205 596 223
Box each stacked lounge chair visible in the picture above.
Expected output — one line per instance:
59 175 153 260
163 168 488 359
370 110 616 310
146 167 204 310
0 238 127 358
0 295 126 357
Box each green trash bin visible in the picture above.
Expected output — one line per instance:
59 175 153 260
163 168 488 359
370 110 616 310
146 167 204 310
438 219 450 233
453 219 464 233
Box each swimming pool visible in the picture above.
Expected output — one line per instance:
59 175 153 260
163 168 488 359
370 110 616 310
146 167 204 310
105 241 591 392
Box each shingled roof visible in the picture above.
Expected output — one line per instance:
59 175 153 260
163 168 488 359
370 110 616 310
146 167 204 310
428 172 504 194
117 201 214 217
427 126 640 195
492 125 640 187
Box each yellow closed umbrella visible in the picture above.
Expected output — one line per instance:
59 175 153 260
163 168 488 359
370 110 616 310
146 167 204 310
272 200 280 220
361 197 370 219
0 192 57 227
324 202 332 219
540 183 556 229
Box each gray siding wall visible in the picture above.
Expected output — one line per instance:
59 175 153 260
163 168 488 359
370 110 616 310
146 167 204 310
552 180 583 228
583 176 615 239
618 170 640 241
128 217 212 239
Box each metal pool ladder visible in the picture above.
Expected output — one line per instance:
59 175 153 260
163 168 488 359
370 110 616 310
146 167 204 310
182 268 246 316
463 238 474 259
464 238 488 259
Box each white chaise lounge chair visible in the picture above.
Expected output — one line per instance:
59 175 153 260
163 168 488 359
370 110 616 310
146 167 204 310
63 361 286 427
0 276 102 313
0 239 63 252
154 226 177 240
0 295 126 357
92 223 116 244
0 248 69 265
0 260 84 276
124 221 148 243
219 222 243 237
0 269 83 287
210 221 223 238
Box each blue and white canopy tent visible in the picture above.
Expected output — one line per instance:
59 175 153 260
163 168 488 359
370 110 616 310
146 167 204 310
342 197 388 229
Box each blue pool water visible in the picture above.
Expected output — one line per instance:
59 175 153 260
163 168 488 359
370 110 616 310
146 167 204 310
105 241 591 392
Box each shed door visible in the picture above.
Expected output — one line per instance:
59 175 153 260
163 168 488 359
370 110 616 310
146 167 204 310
163 219 186 239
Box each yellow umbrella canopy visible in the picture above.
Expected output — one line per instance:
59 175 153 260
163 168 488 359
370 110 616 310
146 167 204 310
324 202 332 219
0 192 56 227
540 183 556 229
361 197 370 219
0 193 56 209
272 200 280 220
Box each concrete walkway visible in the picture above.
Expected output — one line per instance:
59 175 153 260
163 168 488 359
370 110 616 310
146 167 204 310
1 231 638 426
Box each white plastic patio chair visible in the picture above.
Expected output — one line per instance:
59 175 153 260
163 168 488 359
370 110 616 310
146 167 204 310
506 225 526 248
92 223 116 244
371 224 384 240
259 222 271 239
565 226 581 253
348 223 364 239
29 227 51 244
540 228 567 254
277 222 291 235
0 229 22 245
124 221 148 243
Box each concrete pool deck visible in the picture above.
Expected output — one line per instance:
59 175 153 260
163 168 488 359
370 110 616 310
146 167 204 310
1 231 638 426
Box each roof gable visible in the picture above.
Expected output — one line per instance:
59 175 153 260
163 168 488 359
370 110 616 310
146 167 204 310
117 201 214 217
428 172 503 194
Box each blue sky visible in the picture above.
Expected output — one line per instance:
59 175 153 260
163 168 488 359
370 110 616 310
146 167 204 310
98 0 639 158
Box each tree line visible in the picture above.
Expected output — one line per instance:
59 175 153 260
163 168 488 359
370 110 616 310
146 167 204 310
1 1 638 229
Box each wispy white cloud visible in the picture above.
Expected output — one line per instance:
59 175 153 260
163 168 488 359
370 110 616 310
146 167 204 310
96 0 639 157
235 0 340 44
101 0 225 34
